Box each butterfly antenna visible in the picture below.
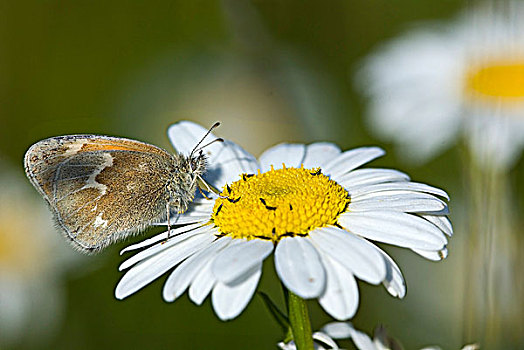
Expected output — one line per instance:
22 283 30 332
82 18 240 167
190 122 221 159
194 138 224 154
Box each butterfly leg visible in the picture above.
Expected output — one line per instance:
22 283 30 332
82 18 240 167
196 175 224 199
161 202 171 245
166 202 172 239
198 185 213 200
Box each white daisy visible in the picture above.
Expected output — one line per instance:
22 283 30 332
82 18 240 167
115 121 452 321
278 331 340 350
322 322 400 350
321 322 479 350
357 2 524 169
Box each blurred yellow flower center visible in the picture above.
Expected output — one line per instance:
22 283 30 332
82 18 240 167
0 206 45 276
211 165 350 242
465 60 524 99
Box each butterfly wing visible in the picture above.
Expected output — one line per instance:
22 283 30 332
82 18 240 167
24 135 176 252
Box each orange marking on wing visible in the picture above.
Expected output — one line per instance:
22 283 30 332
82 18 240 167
80 144 140 152
74 138 169 156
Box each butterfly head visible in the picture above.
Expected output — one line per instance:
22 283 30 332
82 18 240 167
167 122 222 213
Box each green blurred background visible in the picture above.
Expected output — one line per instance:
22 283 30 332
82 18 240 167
1 1 522 349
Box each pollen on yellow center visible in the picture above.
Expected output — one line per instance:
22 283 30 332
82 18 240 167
465 59 524 100
211 165 350 242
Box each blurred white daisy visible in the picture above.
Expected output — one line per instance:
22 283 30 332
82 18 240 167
115 121 452 321
0 163 81 347
357 2 524 169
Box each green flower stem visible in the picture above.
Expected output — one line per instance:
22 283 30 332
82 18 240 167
462 146 521 348
287 291 314 350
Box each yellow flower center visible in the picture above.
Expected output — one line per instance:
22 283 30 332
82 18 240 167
210 165 350 242
465 59 524 101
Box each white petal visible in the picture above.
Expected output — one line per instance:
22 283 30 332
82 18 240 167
277 341 294 350
212 239 273 284
302 142 341 168
174 202 214 217
420 214 453 237
157 201 214 226
163 237 231 302
366 89 461 164
321 321 354 339
310 227 386 284
164 215 210 226
168 122 259 188
375 246 406 298
323 147 385 178
211 264 262 320
349 192 446 213
349 327 377 350
318 255 359 320
275 237 326 298
120 222 203 255
167 121 213 156
313 332 340 349
411 247 448 261
337 168 410 189
205 140 259 188
339 211 447 250
118 226 215 271
350 182 449 200
151 201 214 226
115 233 215 299
259 143 306 171
189 258 217 305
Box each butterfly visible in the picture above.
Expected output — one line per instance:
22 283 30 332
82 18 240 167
24 122 221 253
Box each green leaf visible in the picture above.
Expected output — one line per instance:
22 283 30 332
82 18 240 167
258 291 290 334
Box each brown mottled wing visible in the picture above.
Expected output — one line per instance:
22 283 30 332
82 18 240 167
24 135 175 252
